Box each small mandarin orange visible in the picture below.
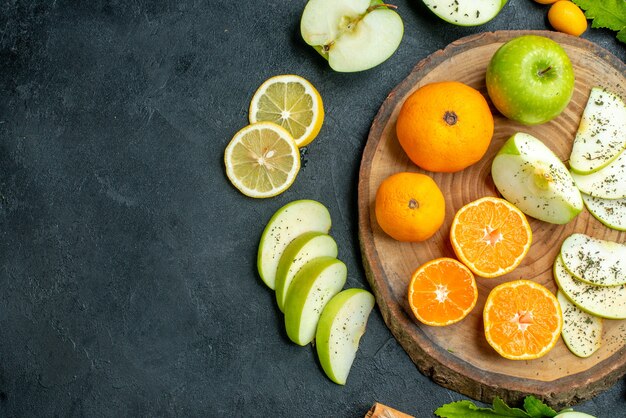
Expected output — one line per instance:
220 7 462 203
548 1 587 36
375 172 445 242
396 81 494 173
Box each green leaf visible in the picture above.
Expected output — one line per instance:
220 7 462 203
571 0 626 43
523 396 558 418
492 397 531 417
435 400 512 417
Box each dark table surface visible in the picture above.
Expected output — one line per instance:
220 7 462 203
1 1 625 417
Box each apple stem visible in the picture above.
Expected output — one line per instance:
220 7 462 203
537 66 552 77
367 3 398 12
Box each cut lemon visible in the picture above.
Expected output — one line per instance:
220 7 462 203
249 74 324 148
224 122 300 198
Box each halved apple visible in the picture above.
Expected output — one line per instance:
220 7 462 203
560 233 626 286
553 255 626 319
569 87 626 174
491 132 583 224
284 256 347 346
423 0 509 26
570 146 626 199
257 200 332 290
557 290 602 358
582 193 626 231
316 288 375 385
300 0 403 72
275 232 338 312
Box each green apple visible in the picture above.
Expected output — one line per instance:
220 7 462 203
553 255 626 319
554 413 597 418
486 35 575 125
315 288 375 385
300 0 403 72
582 193 626 231
491 132 583 224
423 0 509 26
569 87 626 174
560 233 626 286
284 256 347 346
275 232 338 312
257 200 331 290
570 146 626 199
557 290 602 358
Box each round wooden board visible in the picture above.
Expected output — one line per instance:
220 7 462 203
358 30 626 408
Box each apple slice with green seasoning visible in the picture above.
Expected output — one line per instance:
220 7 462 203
557 290 602 358
257 200 332 290
316 288 375 385
553 255 626 319
560 233 626 286
491 132 583 224
582 194 626 231
284 256 347 346
275 232 338 312
569 87 626 175
423 0 509 26
570 147 626 199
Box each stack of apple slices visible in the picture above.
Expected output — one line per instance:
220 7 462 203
257 199 376 385
553 233 626 357
569 87 626 231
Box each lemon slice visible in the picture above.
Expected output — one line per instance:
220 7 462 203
224 122 300 198
249 74 324 147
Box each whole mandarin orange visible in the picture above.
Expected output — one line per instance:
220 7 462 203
548 1 587 36
396 81 494 173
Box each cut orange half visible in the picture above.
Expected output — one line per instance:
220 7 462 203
484 280 563 360
408 258 478 326
450 196 532 278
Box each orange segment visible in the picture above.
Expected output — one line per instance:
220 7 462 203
408 258 478 326
450 196 532 278
484 280 563 360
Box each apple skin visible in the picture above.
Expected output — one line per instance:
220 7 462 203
486 35 574 125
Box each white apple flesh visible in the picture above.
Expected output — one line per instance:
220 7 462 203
257 200 332 290
275 232 338 312
560 233 626 286
553 255 626 319
569 87 626 174
582 194 626 231
570 146 626 199
284 256 347 346
315 288 375 385
491 132 583 224
423 0 509 26
557 290 602 358
300 0 403 72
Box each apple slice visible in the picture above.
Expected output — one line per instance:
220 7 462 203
582 193 626 231
557 290 602 358
257 200 332 290
553 255 626 319
275 232 338 312
300 0 403 72
491 132 583 224
284 256 347 346
570 146 626 199
423 0 509 26
315 288 375 385
560 233 626 286
569 87 626 174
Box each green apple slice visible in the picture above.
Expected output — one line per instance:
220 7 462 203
423 0 509 26
569 87 626 174
300 0 403 72
491 132 583 224
554 413 597 418
257 200 332 290
570 146 626 199
284 256 347 346
275 232 338 312
553 255 626 319
557 290 602 358
560 233 626 286
582 193 626 231
316 288 375 385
